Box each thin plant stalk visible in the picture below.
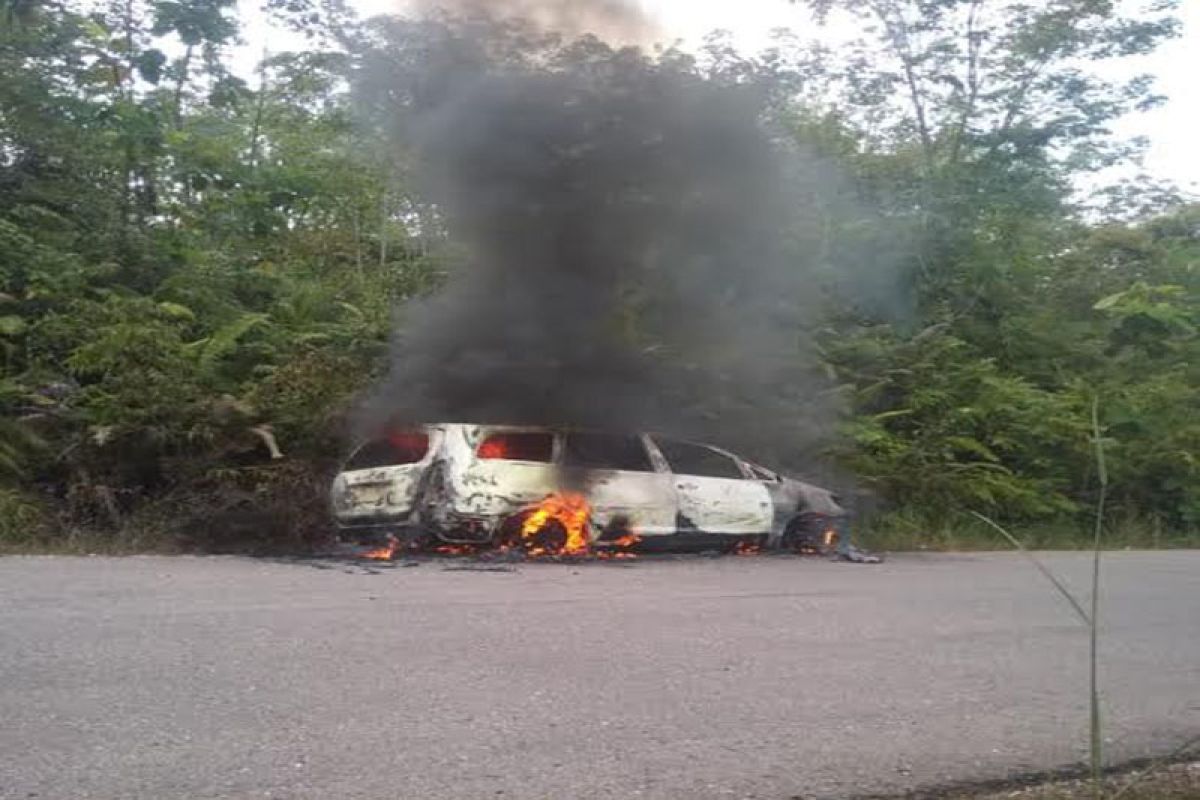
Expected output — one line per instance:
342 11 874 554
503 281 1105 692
1089 397 1108 800
972 396 1108 799
969 511 1090 626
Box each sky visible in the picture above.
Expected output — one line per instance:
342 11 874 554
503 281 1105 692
242 0 1200 193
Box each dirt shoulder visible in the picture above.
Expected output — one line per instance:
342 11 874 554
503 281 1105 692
893 759 1200 799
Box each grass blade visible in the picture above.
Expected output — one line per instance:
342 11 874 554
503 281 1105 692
969 510 1091 627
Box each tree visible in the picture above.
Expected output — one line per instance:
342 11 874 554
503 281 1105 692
798 0 1179 175
787 0 1180 317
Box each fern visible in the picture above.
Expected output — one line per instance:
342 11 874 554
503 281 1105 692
190 313 269 373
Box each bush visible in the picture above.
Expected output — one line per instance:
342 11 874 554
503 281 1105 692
167 460 338 555
0 487 51 548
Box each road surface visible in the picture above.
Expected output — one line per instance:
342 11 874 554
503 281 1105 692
2 551 1198 799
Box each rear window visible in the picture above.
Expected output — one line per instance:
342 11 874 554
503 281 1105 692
345 430 429 470
561 432 654 472
477 431 554 462
655 438 745 480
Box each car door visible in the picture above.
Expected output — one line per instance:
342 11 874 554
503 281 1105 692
650 437 773 535
559 431 677 538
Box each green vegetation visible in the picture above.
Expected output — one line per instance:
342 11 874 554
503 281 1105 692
1 0 1196 552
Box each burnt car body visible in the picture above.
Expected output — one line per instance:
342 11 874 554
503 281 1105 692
330 423 845 551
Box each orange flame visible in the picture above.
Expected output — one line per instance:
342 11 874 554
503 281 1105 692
608 532 641 548
359 534 399 560
518 492 592 556
433 543 478 556
594 526 641 559
734 540 762 556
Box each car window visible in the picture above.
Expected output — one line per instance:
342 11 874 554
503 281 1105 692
561 432 654 472
477 431 554 462
655 438 745 480
345 430 429 470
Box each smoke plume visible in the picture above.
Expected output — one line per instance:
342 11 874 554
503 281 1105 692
356 8 871 471
412 0 660 46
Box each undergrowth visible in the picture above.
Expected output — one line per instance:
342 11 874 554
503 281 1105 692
6 505 1197 557
0 461 337 556
857 510 1198 553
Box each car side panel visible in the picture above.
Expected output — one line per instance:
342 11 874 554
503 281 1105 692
449 460 560 518
671 473 773 535
582 468 678 537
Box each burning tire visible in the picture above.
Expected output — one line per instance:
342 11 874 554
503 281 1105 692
781 512 837 555
497 493 594 556
499 512 568 553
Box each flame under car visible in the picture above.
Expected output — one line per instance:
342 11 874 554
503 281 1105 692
330 424 844 554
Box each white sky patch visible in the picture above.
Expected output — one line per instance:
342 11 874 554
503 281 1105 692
236 0 1200 192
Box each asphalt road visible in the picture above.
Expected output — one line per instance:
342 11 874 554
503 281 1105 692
2 552 1198 800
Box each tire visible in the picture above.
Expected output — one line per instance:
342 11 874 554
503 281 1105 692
497 510 570 554
781 512 836 554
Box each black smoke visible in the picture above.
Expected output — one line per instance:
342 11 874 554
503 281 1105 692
355 14 864 471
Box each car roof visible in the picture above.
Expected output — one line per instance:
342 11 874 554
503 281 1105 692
367 423 744 455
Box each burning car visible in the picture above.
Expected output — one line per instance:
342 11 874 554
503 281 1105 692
330 424 846 556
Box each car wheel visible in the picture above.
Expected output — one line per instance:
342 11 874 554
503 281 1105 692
782 512 837 554
497 511 570 554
